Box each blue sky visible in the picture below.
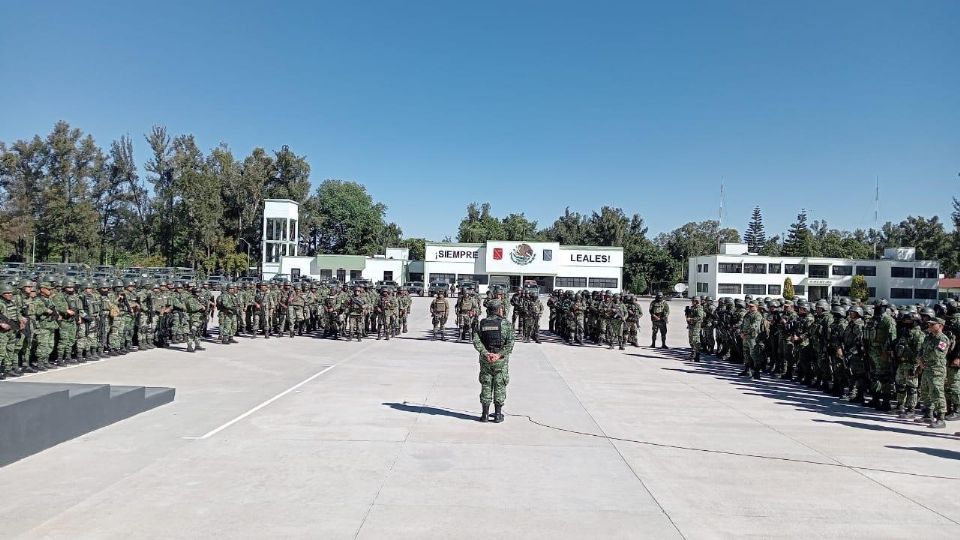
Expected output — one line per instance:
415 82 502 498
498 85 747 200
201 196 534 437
1 1 957 241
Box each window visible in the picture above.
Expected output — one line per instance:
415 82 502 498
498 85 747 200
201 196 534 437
718 283 742 294
768 264 781 274
914 288 937 300
457 274 489 285
784 264 806 275
556 277 587 288
808 265 829 278
350 270 362 280
915 268 937 279
832 265 852 276
291 268 301 279
429 273 455 284
336 269 346 282
696 264 702 273
703 263 709 273
696 282 708 293
265 243 279 263
718 263 742 273
793 285 806 295
890 288 912 299
856 265 876 276
767 284 781 295
743 284 766 295
319 269 332 278
744 263 766 274
383 271 393 282
891 267 913 278
833 287 850 297
589 277 618 289
266 218 284 241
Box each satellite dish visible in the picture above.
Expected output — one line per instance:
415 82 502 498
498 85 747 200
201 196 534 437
673 283 688 293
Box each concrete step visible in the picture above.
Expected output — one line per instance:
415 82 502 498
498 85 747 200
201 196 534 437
0 381 176 467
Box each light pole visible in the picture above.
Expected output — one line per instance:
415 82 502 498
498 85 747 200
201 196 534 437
238 238 252 276
31 232 46 264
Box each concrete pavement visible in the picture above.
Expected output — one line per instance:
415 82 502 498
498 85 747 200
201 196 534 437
1 298 958 539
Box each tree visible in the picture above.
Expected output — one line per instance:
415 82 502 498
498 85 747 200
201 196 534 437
744 206 766 253
541 207 586 245
782 210 816 257
501 213 538 241
759 235 782 256
783 277 795 300
654 220 739 279
850 274 870 302
399 237 426 260
145 126 175 265
457 202 505 243
305 179 395 255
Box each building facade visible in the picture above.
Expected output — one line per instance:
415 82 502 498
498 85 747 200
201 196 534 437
687 243 939 305
423 241 624 293
262 199 300 279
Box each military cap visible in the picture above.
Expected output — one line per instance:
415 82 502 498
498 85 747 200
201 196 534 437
38 280 52 289
63 280 76 288
18 279 33 289
486 300 503 313
0 284 13 294
849 306 864 317
928 317 945 325
782 300 792 307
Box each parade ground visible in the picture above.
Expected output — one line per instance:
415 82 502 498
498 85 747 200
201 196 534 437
2 299 959 539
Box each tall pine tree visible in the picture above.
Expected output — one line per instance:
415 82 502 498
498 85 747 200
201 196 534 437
782 210 816 257
744 206 766 253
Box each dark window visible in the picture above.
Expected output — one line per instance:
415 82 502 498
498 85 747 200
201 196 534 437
718 283 742 294
696 264 702 273
891 267 913 278
457 274 489 285
555 277 587 288
290 268 301 279
915 268 937 279
718 263 742 273
832 265 852 276
833 287 851 297
319 269 333 278
743 284 766 295
867 287 876 298
336 269 346 282
784 264 806 275
768 264 781 274
914 288 937 299
703 263 709 273
696 282 708 293
856 265 876 276
767 284 781 295
744 263 766 274
429 273 455 284
808 265 829 278
793 285 806 294
383 271 393 281
890 288 913 299
350 270 362 280
588 277 618 289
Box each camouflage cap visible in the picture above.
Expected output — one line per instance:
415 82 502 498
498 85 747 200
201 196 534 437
486 300 503 313
0 284 13 294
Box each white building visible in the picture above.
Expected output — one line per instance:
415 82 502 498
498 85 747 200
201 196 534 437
422 241 624 293
261 199 409 282
687 243 939 305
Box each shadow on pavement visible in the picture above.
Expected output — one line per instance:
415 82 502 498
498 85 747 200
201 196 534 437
885 445 960 460
383 402 478 422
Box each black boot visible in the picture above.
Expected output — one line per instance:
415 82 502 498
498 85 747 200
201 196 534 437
494 404 504 423
480 403 490 422
869 395 881 410
694 352 700 362
929 414 946 429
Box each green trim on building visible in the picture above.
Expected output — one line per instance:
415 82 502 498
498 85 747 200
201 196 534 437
314 255 366 271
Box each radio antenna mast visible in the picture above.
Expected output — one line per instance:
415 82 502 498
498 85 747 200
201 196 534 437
874 177 879 258
718 177 725 253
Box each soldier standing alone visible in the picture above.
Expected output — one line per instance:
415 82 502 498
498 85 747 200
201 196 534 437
473 301 515 423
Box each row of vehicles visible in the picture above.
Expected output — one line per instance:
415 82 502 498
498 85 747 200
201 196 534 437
1 262 200 285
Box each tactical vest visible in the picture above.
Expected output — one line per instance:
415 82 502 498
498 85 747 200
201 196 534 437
479 316 504 353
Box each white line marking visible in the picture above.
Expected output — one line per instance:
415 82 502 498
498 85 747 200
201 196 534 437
184 364 338 440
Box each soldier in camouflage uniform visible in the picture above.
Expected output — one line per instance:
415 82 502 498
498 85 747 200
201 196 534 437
397 287 412 333
32 281 58 369
739 301 763 379
920 317 950 428
0 284 22 378
184 283 206 352
868 301 898 411
649 292 670 348
216 284 240 344
686 297 705 361
473 300 515 423
430 291 449 341
346 286 366 341
53 280 81 364
895 311 925 418
377 288 399 340
136 280 155 349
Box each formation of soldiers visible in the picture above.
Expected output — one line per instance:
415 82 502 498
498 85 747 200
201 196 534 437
683 295 960 430
218 281 413 342
545 290 670 350
428 286 544 343
0 278 418 379
0 278 217 378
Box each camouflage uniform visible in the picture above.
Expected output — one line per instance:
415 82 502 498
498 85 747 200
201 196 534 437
430 293 449 340
649 296 670 348
686 300 704 360
473 302 516 423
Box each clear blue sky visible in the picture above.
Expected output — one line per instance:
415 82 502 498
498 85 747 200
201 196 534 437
2 1 957 241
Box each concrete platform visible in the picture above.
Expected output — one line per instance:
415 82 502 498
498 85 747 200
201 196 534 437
1 298 958 539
